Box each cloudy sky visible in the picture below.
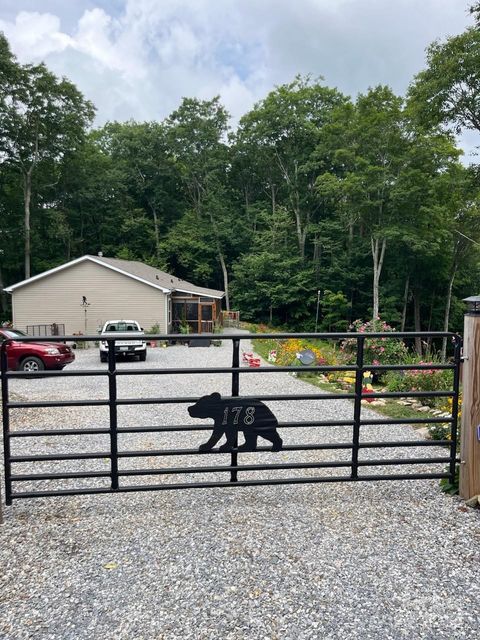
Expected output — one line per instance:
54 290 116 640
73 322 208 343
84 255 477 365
0 1 476 153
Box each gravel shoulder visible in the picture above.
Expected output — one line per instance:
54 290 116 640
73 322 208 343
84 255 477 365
1 335 479 640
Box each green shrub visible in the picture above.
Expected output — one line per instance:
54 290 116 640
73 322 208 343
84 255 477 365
427 422 451 440
385 365 453 407
340 318 408 366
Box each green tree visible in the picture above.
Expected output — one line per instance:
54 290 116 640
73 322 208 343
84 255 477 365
319 290 350 331
316 87 407 319
0 34 94 278
93 121 180 260
55 135 132 260
235 76 348 260
164 97 239 308
408 26 480 136
231 207 315 326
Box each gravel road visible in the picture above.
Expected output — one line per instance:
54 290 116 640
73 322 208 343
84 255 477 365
1 335 479 640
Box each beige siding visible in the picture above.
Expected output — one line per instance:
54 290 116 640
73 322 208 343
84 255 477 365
12 260 167 336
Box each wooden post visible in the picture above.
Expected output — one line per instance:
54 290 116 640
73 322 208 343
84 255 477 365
459 302 480 500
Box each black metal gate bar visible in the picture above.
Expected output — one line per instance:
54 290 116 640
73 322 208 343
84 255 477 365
5 389 457 409
449 336 462 480
0 331 462 505
230 338 240 482
10 455 456 485
107 340 119 491
4 416 455 440
351 336 364 479
8 472 454 501
1 343 12 504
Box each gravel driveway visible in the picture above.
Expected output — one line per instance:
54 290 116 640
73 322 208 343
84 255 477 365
1 335 479 640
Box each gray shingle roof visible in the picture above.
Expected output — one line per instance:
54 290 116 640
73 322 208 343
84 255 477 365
91 255 225 299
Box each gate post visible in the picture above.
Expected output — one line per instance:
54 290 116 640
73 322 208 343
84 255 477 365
459 297 480 500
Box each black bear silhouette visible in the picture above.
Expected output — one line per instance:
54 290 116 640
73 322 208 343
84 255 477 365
188 392 283 452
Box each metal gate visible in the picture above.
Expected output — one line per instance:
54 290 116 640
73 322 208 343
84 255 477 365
1 331 462 505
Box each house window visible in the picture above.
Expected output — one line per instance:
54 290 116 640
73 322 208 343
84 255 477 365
201 305 213 321
186 302 199 321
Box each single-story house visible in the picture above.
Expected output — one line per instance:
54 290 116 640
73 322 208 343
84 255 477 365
5 254 225 336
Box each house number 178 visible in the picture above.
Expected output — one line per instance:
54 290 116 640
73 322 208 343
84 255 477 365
222 406 256 425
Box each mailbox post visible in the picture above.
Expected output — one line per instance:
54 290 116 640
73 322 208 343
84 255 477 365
460 296 480 500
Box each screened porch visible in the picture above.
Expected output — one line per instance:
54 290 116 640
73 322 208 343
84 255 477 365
172 295 222 334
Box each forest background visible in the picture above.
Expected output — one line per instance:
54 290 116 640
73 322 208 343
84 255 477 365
2 6 480 350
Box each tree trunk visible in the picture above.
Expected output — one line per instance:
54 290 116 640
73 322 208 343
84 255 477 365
23 169 33 279
401 274 410 332
275 154 307 259
271 182 276 215
218 251 230 311
413 290 422 356
293 206 306 259
371 237 386 319
425 292 436 358
151 205 160 259
441 265 457 362
313 235 321 281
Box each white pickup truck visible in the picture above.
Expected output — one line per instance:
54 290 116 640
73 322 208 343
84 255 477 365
99 320 147 363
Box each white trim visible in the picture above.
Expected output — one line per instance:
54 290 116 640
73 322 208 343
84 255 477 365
164 293 169 333
5 255 171 294
5 256 88 292
173 287 224 299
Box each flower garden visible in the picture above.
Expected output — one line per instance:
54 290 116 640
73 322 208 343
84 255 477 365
249 319 459 445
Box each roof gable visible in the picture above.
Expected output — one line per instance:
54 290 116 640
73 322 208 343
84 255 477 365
5 255 225 299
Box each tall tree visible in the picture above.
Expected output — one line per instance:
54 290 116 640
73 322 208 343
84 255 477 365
231 208 315 326
408 26 480 136
93 122 180 260
235 77 348 260
316 87 406 319
164 97 237 308
0 34 94 278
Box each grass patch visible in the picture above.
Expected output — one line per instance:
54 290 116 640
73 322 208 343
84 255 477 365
294 374 434 429
362 398 432 423
251 338 279 362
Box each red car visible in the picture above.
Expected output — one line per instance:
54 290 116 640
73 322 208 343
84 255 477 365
0 328 75 372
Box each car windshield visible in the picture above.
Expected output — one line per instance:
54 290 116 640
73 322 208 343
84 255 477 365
105 322 138 332
3 329 27 339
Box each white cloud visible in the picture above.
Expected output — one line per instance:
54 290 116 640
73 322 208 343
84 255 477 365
0 0 474 137
74 8 146 77
0 10 73 58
